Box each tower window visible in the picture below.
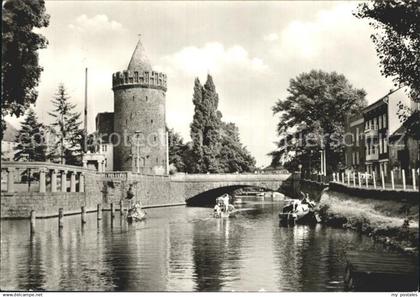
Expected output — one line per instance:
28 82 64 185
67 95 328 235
126 119 128 125
156 157 159 164
154 136 157 141
133 96 135 101
151 119 153 124
145 96 148 102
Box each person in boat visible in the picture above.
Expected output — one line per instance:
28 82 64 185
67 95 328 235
221 194 230 213
214 203 222 217
301 192 315 208
126 184 146 218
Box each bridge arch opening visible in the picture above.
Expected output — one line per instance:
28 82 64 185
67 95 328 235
185 185 279 207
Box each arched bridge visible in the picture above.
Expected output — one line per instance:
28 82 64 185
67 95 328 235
170 173 291 206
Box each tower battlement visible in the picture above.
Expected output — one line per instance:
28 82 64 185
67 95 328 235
112 70 167 91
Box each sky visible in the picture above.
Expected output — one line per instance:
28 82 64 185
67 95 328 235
5 1 396 167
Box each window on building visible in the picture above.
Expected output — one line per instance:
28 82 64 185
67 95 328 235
102 145 107 152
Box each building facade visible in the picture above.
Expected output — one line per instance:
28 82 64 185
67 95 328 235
1 121 18 161
344 114 365 172
363 97 389 175
344 87 418 176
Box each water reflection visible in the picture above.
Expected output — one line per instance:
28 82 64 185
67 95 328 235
0 203 417 291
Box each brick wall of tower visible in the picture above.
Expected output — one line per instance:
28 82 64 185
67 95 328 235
113 84 167 174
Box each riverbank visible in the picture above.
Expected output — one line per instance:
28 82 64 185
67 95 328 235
317 188 419 256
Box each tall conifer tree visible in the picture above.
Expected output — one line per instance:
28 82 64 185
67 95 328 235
48 84 83 165
188 74 256 173
14 108 47 161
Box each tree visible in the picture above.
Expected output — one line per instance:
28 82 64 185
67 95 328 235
48 84 83 165
189 78 205 172
189 75 223 173
14 108 47 162
189 74 256 173
271 70 367 173
355 0 420 139
2 0 50 139
168 128 190 173
355 0 419 101
218 122 256 173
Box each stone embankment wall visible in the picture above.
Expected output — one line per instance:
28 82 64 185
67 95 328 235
100 174 185 210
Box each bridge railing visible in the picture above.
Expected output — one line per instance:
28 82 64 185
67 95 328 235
1 161 94 194
170 173 291 182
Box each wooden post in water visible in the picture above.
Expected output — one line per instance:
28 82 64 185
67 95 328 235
111 203 115 218
381 170 385 189
353 172 356 187
402 169 406 190
341 172 345 184
358 172 362 188
391 170 395 190
119 200 123 213
332 173 336 182
372 172 376 189
97 204 102 220
412 169 417 191
347 172 350 186
30 210 36 233
81 206 86 224
58 208 64 228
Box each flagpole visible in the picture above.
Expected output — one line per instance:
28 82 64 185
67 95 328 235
84 67 88 153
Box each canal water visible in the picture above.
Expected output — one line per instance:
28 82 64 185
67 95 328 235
0 202 412 291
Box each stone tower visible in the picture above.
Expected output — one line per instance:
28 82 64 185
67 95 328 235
112 38 168 174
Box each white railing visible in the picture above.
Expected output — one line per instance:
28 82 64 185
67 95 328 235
332 169 419 191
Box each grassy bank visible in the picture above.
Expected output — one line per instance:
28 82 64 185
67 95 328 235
318 188 419 256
